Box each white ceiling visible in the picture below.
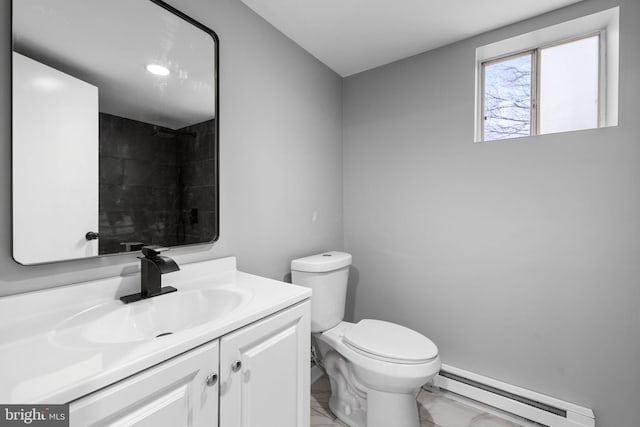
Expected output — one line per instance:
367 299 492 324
13 0 216 129
241 0 585 77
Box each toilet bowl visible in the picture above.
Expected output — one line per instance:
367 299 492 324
291 251 441 427
316 320 440 427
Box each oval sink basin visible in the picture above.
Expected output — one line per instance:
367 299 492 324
51 286 251 346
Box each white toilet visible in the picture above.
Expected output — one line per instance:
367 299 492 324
291 251 441 427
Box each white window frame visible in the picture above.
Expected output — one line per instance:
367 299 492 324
474 7 619 143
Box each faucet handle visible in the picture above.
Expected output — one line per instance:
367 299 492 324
141 246 169 258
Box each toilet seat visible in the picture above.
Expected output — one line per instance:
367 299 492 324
317 320 441 395
343 319 438 364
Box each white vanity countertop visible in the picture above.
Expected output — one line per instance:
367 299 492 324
0 257 311 404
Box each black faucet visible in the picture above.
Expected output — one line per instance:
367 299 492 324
120 246 180 304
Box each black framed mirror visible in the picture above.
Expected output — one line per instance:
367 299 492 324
12 0 219 265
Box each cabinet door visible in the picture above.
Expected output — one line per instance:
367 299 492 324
69 340 219 427
220 301 310 427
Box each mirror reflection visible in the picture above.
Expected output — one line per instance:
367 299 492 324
12 0 219 265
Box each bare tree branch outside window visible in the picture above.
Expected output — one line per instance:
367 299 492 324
484 54 532 141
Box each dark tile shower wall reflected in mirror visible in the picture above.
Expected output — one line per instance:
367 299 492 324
99 114 216 255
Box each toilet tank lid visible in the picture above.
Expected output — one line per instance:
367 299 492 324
291 251 352 273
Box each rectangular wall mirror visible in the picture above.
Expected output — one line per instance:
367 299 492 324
12 0 219 265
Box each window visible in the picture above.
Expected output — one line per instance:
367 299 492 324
483 52 533 141
538 36 599 135
475 7 619 142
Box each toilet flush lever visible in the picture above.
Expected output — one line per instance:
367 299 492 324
231 360 242 372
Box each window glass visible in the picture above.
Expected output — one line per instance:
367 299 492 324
539 35 599 134
483 53 532 141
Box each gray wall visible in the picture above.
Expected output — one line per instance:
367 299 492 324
0 0 343 296
343 0 640 425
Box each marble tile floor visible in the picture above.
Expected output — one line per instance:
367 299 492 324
310 375 537 427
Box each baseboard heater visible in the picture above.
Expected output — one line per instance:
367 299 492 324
432 364 595 427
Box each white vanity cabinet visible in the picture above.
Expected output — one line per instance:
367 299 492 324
219 301 310 427
69 340 220 427
68 301 310 427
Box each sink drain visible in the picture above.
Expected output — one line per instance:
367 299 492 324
156 332 173 338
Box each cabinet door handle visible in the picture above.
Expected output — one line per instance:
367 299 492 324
206 373 218 386
231 360 242 372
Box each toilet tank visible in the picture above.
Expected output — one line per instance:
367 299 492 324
291 251 352 333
